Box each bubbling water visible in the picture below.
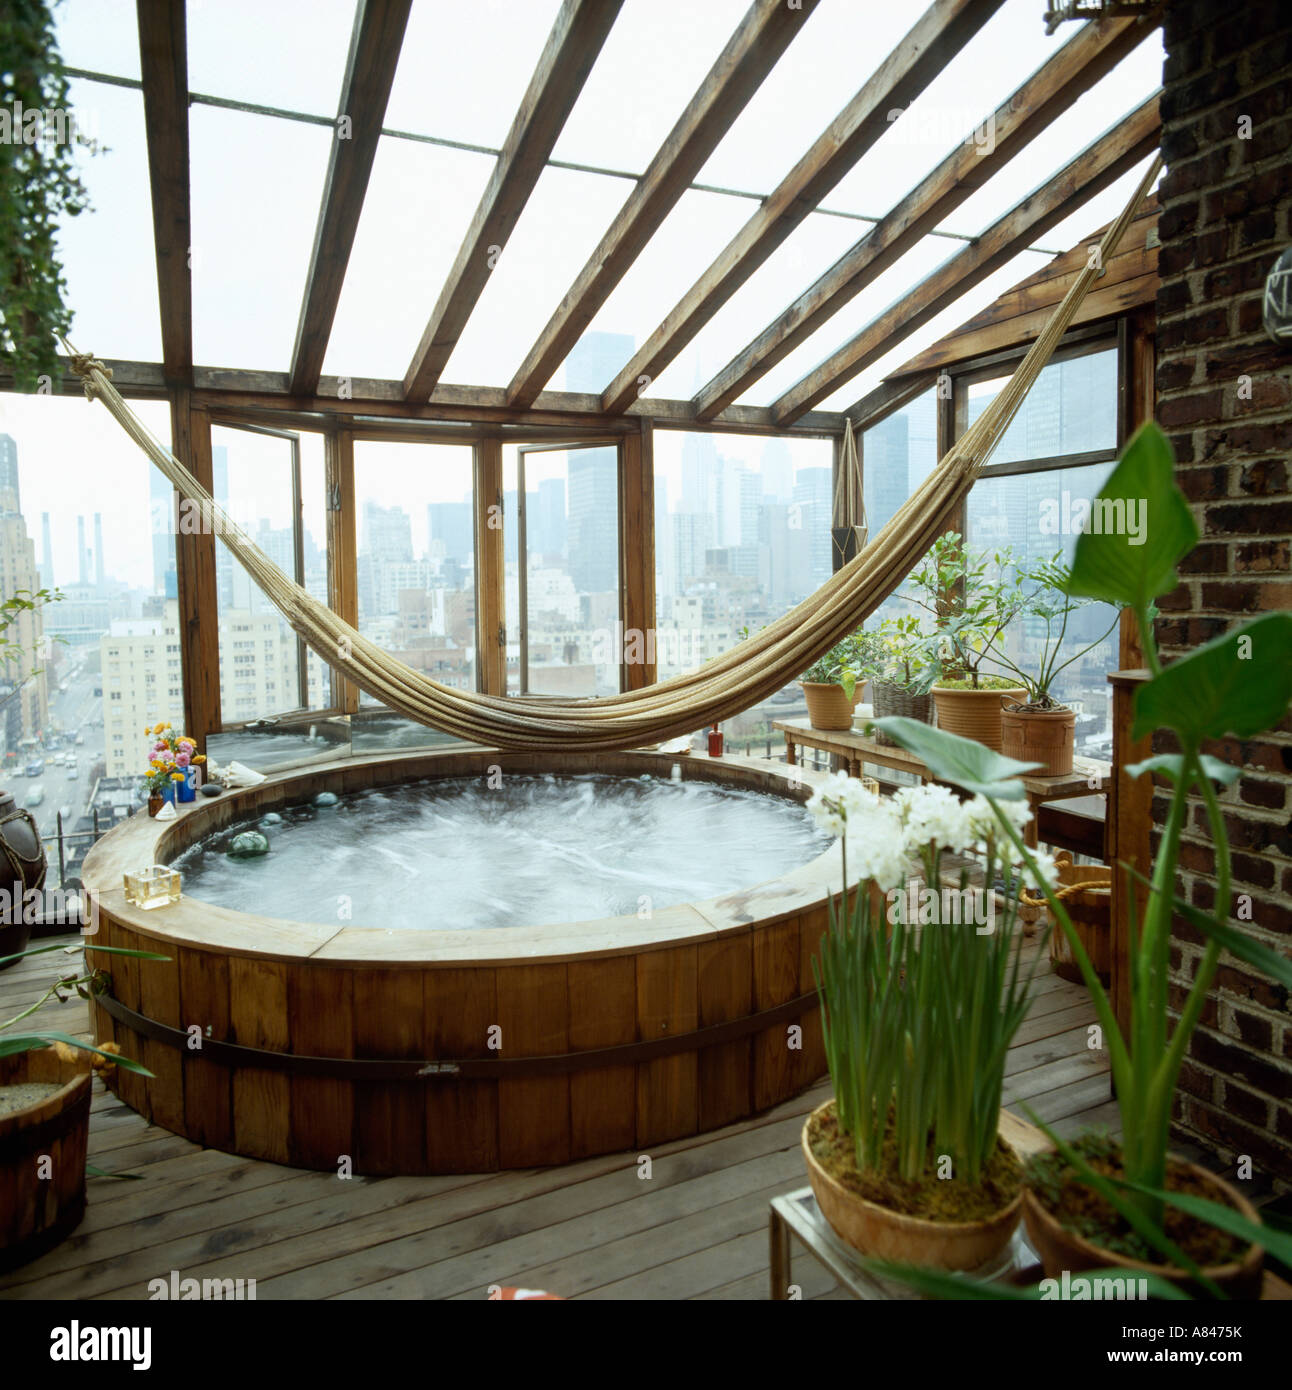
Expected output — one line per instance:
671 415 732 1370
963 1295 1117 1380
172 772 831 931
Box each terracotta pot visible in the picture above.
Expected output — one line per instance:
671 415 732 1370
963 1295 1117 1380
932 685 1027 753
0 789 47 972
1001 704 1076 776
0 1047 92 1271
801 682 858 731
1022 1161 1265 1300
871 682 932 745
802 1101 1022 1271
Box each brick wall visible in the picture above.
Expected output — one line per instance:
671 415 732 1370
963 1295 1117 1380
1153 0 1292 1184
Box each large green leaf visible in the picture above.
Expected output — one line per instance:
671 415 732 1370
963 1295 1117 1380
1159 888 1292 992
1065 423 1198 609
1116 1181 1287 1266
1132 613 1292 743
870 716 1036 798
1125 754 1240 787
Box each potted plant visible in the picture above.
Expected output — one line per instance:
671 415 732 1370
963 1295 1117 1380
1 587 62 969
802 773 1053 1269
977 553 1124 776
142 722 205 813
866 615 939 746
874 424 1292 1299
903 534 1027 752
0 938 160 1271
798 630 874 731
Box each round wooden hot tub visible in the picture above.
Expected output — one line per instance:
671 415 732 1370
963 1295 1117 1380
82 750 857 1175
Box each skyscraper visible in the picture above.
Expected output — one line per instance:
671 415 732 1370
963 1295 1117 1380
150 466 175 596
0 434 18 514
40 513 53 588
94 513 106 591
427 501 474 570
566 450 618 596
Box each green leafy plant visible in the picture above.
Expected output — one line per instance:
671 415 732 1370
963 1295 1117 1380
873 421 1292 1288
1 0 97 390
973 553 1124 709
903 533 1028 690
869 614 940 695
0 586 63 715
799 628 882 701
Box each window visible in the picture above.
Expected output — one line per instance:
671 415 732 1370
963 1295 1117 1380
653 430 835 746
504 442 619 698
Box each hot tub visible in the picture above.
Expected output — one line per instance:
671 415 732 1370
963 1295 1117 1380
82 750 861 1175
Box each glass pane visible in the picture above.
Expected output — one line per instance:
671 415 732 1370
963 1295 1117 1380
211 426 306 723
55 0 141 82
505 445 619 697
186 0 357 117
964 347 1118 465
863 389 939 629
653 431 834 748
190 107 332 370
965 460 1120 763
59 81 163 362
353 440 476 709
0 392 178 880
385 0 563 149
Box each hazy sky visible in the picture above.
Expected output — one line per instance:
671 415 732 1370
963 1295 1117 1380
7 0 1164 589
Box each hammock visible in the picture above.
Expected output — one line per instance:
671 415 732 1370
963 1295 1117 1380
67 159 1159 752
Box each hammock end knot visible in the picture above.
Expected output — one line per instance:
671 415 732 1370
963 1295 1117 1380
67 350 113 400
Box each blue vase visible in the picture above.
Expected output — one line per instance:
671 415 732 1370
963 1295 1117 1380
177 771 197 804
161 781 176 804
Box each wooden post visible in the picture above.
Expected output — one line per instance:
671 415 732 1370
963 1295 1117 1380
1107 669 1152 1053
619 419 656 691
1117 308 1155 669
324 426 359 714
170 389 220 749
474 435 506 696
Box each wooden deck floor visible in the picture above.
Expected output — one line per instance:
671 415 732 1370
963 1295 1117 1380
0 932 1116 1301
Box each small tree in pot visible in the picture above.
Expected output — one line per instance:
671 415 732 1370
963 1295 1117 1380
798 628 883 731
903 535 1028 752
867 615 940 745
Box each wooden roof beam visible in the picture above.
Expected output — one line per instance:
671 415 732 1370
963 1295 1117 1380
136 0 193 385
288 0 413 397
504 0 819 410
598 0 1005 417
402 0 623 402
693 13 1157 421
770 93 1162 426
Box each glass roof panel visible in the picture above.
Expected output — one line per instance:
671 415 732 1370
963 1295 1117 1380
384 0 563 149
813 245 1059 412
59 80 162 362
54 0 141 81
569 186 754 394
322 137 496 382
441 166 635 390
826 1 1061 220
186 0 357 117
695 3 915 197
639 207 871 404
551 0 748 176
190 107 332 370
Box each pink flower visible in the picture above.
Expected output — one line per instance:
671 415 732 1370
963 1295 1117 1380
175 751 191 767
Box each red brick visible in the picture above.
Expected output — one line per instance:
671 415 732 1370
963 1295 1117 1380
1233 540 1288 572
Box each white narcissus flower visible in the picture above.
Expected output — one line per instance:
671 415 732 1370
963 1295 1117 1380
1018 850 1060 895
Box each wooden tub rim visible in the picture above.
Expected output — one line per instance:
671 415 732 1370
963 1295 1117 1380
81 749 858 968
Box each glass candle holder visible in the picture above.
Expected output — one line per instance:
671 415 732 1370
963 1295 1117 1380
123 865 181 910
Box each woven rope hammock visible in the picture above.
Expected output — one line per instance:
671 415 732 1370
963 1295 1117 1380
67 160 1159 752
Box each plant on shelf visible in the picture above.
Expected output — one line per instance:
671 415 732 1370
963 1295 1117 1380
141 722 205 814
803 773 1054 1270
903 533 1028 752
872 423 1292 1300
866 615 940 744
798 628 880 732
971 552 1124 775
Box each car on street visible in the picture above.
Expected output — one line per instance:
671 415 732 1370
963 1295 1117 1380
25 760 44 777
24 786 44 809
67 766 79 779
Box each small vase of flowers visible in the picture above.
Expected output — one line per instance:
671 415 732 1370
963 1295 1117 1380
142 723 205 814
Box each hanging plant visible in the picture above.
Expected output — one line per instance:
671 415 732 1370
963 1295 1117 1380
0 0 96 390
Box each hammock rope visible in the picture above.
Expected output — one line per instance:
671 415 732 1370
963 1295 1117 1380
66 158 1160 752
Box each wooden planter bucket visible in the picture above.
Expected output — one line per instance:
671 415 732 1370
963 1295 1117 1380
1000 704 1076 776
0 1048 92 1272
1023 851 1111 985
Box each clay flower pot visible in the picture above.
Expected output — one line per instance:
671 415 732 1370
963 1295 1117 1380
931 684 1027 753
801 681 858 731
802 1101 1022 1271
1000 703 1076 776
1022 1161 1264 1300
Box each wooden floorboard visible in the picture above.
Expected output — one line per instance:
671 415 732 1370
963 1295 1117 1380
0 931 1115 1301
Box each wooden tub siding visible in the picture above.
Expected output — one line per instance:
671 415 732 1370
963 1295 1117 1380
83 751 850 1174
